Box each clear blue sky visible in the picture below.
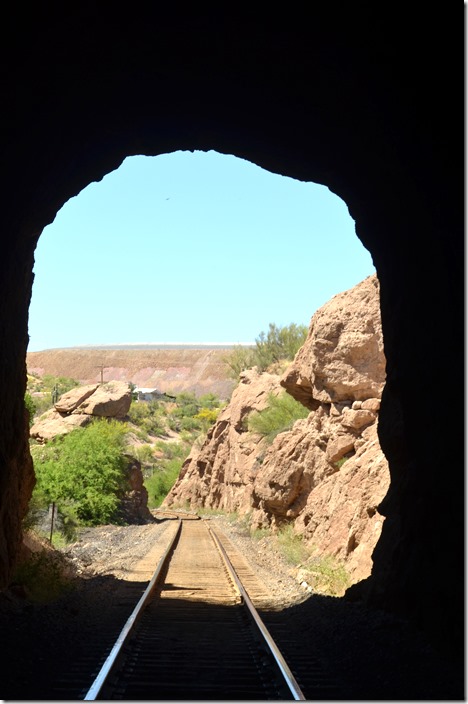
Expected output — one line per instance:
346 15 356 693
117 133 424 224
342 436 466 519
27 150 375 352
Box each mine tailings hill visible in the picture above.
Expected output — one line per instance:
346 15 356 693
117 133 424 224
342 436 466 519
26 346 237 399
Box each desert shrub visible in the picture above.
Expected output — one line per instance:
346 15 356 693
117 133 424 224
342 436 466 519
198 393 222 409
275 524 311 564
170 392 200 418
195 407 219 430
128 400 166 437
155 441 188 460
127 401 150 424
303 554 350 596
134 444 155 465
31 393 55 417
26 375 81 418
179 416 201 432
247 391 309 443
41 375 80 395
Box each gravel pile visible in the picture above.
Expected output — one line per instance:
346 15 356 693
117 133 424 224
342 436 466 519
0 514 463 700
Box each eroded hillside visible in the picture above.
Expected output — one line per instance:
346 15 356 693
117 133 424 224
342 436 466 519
27 347 236 399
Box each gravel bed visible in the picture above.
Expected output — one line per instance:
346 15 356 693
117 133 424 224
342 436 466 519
207 514 310 608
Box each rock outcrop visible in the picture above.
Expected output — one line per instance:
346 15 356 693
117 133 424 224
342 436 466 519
164 275 389 586
30 381 132 442
117 455 153 524
281 274 385 407
168 368 284 513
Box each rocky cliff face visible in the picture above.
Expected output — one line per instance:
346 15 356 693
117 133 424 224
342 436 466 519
164 274 389 586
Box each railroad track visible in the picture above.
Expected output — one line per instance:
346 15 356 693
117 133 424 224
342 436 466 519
78 515 306 700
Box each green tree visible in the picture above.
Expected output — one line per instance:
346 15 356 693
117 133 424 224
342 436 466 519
223 322 308 378
254 322 308 371
31 419 129 525
222 345 256 380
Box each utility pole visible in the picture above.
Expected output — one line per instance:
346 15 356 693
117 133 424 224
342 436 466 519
96 364 106 384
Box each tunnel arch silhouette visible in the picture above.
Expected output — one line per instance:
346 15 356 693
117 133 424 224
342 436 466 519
0 6 461 660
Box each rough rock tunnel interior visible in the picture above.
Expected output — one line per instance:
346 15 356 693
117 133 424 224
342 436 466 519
0 6 462 660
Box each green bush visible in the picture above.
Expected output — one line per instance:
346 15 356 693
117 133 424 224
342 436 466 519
198 393 222 410
145 458 182 508
134 444 155 465
180 416 201 432
155 441 189 461
41 375 80 395
170 392 200 418
30 419 129 525
247 392 309 443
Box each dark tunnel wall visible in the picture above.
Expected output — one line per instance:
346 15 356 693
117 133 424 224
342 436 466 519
0 6 462 656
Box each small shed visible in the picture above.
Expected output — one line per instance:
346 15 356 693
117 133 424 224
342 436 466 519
134 387 175 402
134 387 162 402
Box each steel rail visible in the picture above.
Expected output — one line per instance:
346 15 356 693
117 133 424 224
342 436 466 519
208 525 306 701
83 519 182 701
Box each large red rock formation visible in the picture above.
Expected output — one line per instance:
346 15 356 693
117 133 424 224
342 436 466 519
164 275 390 585
281 275 385 406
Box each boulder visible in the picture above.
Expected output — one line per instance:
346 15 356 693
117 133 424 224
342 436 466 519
30 409 91 442
73 381 132 418
30 381 132 442
341 408 376 430
54 384 99 413
281 274 385 406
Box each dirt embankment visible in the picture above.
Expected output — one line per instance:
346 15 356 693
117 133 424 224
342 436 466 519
27 347 237 399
